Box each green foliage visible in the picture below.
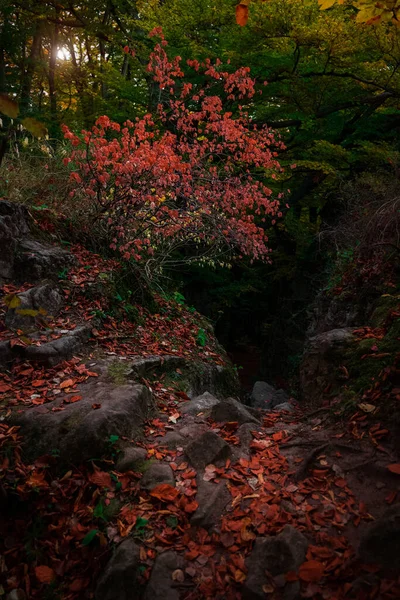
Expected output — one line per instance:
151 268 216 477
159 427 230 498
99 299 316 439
196 328 207 347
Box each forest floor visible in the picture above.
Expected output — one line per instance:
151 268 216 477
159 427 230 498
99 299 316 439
1 244 400 600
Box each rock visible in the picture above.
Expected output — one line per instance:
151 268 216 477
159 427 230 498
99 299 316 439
153 431 184 449
244 525 308 599
300 328 355 405
141 463 175 491
13 382 154 462
237 423 258 449
180 391 221 416
117 447 147 473
185 431 232 470
128 355 186 378
273 402 294 413
5 283 64 332
96 537 141 600
358 504 400 568
6 590 27 600
23 323 93 365
210 397 260 425
250 381 275 408
191 480 231 529
178 421 209 439
0 201 30 281
14 239 76 283
144 551 185 600
250 381 290 410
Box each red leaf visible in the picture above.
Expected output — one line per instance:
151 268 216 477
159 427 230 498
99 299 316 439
150 484 179 502
0 383 11 393
92 403 101 409
299 560 325 583
236 3 249 27
69 395 82 403
184 500 199 513
387 464 400 474
35 565 55 584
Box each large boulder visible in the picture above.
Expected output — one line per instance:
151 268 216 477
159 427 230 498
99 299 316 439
244 525 308 599
13 382 154 462
96 538 141 600
300 328 356 405
144 551 185 600
211 397 260 425
14 239 76 283
5 283 64 332
185 431 232 470
358 504 400 568
117 447 147 473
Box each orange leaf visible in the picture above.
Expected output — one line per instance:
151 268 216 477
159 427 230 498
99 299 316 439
32 379 45 387
35 565 55 584
299 560 325 583
184 500 199 513
60 378 75 389
150 484 179 502
236 3 249 27
90 470 112 488
387 463 400 474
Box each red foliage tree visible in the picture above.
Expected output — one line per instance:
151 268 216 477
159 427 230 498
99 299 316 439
62 28 286 272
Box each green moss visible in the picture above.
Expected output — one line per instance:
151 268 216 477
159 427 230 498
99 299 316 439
107 360 130 385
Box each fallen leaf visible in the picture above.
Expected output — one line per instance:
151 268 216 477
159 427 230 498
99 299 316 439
150 484 179 502
90 470 112 488
299 560 325 583
35 565 55 584
387 464 400 475
60 378 75 389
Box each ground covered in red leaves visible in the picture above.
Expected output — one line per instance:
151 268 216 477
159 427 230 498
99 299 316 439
1 245 400 600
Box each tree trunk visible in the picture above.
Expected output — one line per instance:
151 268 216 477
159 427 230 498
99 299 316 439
20 24 42 115
48 19 59 135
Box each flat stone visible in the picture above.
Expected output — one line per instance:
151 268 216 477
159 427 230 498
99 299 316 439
96 538 141 600
358 504 400 568
144 551 185 600
23 323 93 365
210 397 260 425
141 463 175 491
117 447 147 473
13 382 154 462
185 431 232 470
237 423 258 449
180 392 221 416
179 422 209 439
191 480 231 529
244 525 308 599
153 431 184 449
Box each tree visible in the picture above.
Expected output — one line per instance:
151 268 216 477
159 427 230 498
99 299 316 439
62 29 285 274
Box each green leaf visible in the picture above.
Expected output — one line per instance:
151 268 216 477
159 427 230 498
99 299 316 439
109 435 119 444
0 94 19 119
82 529 99 546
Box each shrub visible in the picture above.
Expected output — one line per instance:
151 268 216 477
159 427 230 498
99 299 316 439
62 28 286 277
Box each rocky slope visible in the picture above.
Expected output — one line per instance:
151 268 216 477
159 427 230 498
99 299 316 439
1 201 400 600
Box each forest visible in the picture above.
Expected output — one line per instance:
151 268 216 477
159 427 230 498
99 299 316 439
0 1 400 599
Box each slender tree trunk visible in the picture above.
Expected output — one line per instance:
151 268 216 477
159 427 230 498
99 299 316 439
48 19 59 135
20 24 42 115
